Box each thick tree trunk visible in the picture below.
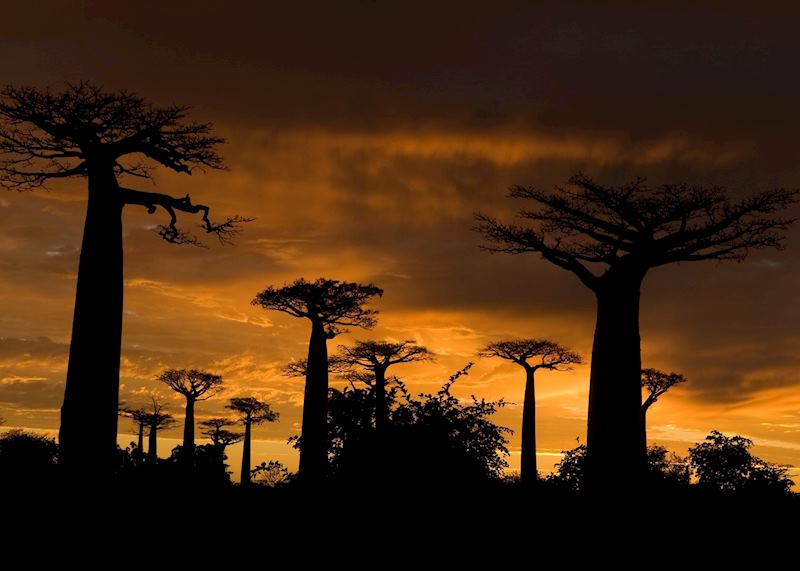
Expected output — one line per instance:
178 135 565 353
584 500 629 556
641 405 649 456
183 397 196 463
586 268 646 493
299 319 329 482
520 366 537 484
136 423 144 465
374 366 388 433
240 417 252 485
59 167 123 476
148 426 158 462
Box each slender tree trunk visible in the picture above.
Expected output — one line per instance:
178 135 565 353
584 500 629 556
136 423 144 465
148 426 158 462
59 166 123 476
520 366 538 484
183 397 196 463
240 417 252 485
586 268 647 493
374 366 388 433
299 319 329 482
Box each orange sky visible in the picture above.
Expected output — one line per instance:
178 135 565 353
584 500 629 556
1 2 799 483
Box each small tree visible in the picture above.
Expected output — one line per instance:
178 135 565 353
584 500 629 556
479 339 581 483
252 278 383 481
200 418 243 450
336 340 433 432
144 399 175 462
120 406 149 464
157 369 223 462
477 174 798 489
251 460 291 487
641 368 687 451
0 83 249 474
226 397 279 485
688 430 793 494
200 418 242 475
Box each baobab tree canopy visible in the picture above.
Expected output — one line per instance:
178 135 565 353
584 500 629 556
0 83 249 244
478 339 582 370
642 368 688 411
158 369 223 400
477 173 799 288
252 278 384 337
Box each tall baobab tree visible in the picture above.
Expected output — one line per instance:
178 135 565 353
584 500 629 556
120 406 149 464
336 340 433 432
252 278 383 481
158 369 224 462
226 397 279 485
641 368 687 451
145 399 175 462
479 339 581 484
0 83 249 474
476 173 797 489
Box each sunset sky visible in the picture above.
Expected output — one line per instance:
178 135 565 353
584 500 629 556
1 2 799 481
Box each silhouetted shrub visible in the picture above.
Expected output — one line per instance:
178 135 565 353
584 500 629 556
323 364 511 486
0 429 58 482
689 431 794 495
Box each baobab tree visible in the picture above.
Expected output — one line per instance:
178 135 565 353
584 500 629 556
0 83 249 474
200 418 243 466
478 339 581 484
120 406 149 464
252 278 383 481
158 369 223 462
336 340 433 432
145 400 175 462
641 368 687 451
226 397 279 485
476 173 797 490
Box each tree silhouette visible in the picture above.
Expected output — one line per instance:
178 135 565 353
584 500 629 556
226 397 279 485
688 431 794 494
0 83 249 475
157 369 223 463
479 339 581 483
252 278 383 482
200 418 242 473
251 460 290 487
476 173 798 490
144 399 175 462
336 340 433 432
200 418 243 450
120 406 150 465
325 363 511 484
641 368 687 452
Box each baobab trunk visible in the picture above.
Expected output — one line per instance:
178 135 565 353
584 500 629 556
586 269 646 493
183 397 196 462
136 423 144 464
240 418 252 485
520 366 537 484
640 405 649 456
299 319 329 481
59 166 123 476
374 367 388 433
148 426 158 462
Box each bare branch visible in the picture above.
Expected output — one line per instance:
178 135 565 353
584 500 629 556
121 187 253 247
